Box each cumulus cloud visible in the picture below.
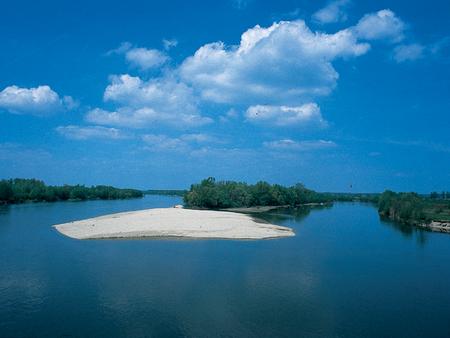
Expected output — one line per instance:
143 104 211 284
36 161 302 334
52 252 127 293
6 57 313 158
264 139 337 151
393 43 425 62
245 103 327 127
125 48 168 70
180 20 370 106
93 9 407 131
312 0 350 24
56 125 129 140
0 85 75 116
354 9 405 42
107 42 168 70
86 74 212 128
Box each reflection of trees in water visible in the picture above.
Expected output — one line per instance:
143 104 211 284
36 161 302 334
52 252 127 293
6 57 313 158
0 204 10 215
252 205 332 224
379 216 428 246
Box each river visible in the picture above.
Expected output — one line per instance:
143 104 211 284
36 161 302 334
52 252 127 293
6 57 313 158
1 196 449 337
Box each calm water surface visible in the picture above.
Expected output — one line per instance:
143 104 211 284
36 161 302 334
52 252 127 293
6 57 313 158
1 196 450 337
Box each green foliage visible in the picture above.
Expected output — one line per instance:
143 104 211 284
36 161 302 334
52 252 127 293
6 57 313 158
0 178 143 204
0 180 14 202
378 190 428 223
144 189 187 196
183 177 330 209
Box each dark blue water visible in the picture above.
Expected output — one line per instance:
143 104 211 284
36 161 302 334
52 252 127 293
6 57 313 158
1 196 450 337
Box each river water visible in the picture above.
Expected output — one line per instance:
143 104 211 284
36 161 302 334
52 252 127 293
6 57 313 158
1 196 449 337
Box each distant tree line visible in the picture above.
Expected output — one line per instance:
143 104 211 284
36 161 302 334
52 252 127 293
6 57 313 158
430 191 450 200
144 189 187 196
318 192 379 203
0 178 143 204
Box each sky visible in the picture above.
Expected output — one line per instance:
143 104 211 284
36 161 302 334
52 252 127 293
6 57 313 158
0 0 449 192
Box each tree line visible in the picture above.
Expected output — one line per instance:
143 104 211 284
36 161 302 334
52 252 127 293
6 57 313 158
184 177 337 209
144 189 187 196
430 191 450 200
0 178 143 204
378 190 450 224
378 191 427 223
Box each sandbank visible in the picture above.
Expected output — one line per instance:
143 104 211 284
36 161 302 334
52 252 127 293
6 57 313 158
53 207 295 240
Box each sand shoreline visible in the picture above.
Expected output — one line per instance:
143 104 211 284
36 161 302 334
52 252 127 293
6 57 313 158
53 207 295 240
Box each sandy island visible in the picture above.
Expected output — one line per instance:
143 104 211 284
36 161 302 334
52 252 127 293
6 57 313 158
53 207 295 240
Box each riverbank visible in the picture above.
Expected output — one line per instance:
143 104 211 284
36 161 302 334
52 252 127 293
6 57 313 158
53 207 295 240
418 221 450 233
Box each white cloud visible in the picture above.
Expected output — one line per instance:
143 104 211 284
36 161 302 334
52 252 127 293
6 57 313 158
219 108 239 123
142 134 187 151
86 74 212 128
85 108 158 128
393 44 425 62
56 125 129 140
163 39 178 50
354 9 405 42
0 85 75 116
264 139 337 151
106 42 132 55
180 20 369 106
103 74 193 110
312 0 350 24
391 38 449 63
107 42 168 70
245 103 327 127
86 107 211 129
125 47 168 70
94 10 407 131
142 133 216 152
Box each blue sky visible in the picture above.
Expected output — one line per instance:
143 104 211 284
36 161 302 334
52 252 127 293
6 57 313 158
0 0 449 192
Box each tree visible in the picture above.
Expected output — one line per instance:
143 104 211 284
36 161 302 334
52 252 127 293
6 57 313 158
0 180 13 202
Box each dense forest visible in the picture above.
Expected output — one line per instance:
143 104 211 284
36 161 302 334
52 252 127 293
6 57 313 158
378 190 450 224
144 189 187 196
0 178 143 204
183 177 357 209
184 178 381 209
